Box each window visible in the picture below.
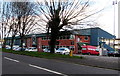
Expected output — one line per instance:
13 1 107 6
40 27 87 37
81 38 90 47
69 46 74 51
70 35 75 39
56 41 59 45
66 35 70 39
82 48 87 50
63 36 66 39
42 37 44 40
42 37 50 40
66 46 69 48
71 41 74 45
56 37 59 40
77 38 80 42
84 36 89 40
42 45 49 49
60 36 63 39
48 41 50 45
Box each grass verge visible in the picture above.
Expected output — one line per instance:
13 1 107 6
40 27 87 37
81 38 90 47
1 48 83 59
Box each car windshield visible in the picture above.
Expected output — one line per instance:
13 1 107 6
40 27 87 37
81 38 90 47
114 51 118 53
108 51 114 53
32 47 36 49
28 47 36 49
96 49 99 52
58 48 65 51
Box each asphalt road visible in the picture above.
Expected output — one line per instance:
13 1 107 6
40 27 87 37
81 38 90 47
2 52 120 76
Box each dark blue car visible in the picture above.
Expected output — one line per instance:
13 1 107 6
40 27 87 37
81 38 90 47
108 51 120 57
108 51 115 57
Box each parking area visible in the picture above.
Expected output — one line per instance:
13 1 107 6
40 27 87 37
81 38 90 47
73 54 119 64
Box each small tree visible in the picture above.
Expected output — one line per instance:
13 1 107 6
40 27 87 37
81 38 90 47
1 2 15 48
12 2 37 49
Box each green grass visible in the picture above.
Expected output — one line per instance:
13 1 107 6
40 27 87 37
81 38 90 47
1 48 83 59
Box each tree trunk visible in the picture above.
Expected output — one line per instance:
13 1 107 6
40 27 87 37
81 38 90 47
2 38 6 48
10 35 15 50
49 28 58 53
20 35 24 51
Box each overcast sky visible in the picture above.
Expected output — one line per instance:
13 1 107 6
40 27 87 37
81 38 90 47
0 0 119 37
92 0 119 38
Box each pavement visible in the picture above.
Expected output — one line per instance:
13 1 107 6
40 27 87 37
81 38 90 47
2 52 120 76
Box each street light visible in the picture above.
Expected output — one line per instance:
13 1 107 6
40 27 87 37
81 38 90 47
113 0 118 50
113 0 117 36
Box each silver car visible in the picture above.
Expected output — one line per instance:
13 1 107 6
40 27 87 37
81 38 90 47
55 47 70 55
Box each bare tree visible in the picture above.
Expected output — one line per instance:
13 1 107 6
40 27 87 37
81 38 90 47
36 0 103 53
11 2 37 49
1 2 14 48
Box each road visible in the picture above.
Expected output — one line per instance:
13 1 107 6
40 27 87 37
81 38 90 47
2 52 119 76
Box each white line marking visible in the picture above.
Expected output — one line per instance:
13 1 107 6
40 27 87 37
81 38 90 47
29 64 68 76
4 57 19 63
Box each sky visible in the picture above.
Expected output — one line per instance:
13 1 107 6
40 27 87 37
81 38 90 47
91 0 119 38
0 0 119 38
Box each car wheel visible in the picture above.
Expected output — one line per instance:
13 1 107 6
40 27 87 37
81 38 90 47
88 52 91 55
113 54 116 57
63 53 66 55
97 54 99 56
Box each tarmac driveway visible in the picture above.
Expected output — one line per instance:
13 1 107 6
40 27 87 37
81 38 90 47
72 54 119 70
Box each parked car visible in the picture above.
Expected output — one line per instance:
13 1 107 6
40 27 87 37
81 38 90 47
0 45 2 48
13 47 18 50
55 47 70 55
5 45 11 49
81 45 99 55
108 51 115 57
114 51 120 57
15 47 26 51
43 48 57 53
13 46 20 50
43 48 50 52
25 47 37 52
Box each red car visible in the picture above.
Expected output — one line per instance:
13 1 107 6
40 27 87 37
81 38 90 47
81 45 99 55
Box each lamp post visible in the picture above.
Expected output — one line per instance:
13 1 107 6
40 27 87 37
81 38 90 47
113 0 117 36
113 0 117 50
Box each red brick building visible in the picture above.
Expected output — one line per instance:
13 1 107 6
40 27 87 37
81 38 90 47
25 30 90 53
5 27 116 53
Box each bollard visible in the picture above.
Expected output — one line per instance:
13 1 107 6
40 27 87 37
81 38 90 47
69 50 73 56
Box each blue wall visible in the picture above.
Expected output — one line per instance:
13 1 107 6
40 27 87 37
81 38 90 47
90 27 115 46
90 28 99 46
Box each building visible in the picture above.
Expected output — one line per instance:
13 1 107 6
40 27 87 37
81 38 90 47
4 27 115 53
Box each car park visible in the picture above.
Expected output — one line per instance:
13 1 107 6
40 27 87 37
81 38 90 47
55 47 70 55
25 47 37 52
